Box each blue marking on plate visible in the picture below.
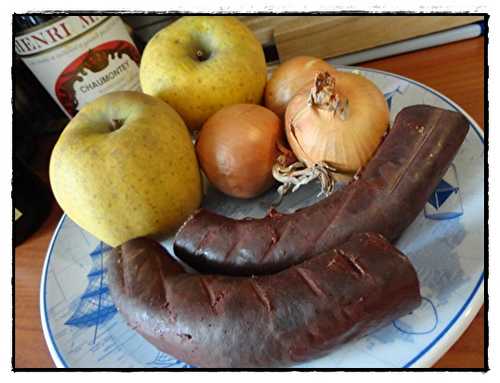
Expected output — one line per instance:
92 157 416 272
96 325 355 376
424 163 464 220
392 297 439 335
384 84 405 110
65 242 118 343
147 352 193 368
427 179 459 209
90 243 112 257
384 91 394 110
403 272 484 367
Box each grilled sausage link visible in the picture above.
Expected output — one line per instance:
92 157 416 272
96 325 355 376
107 233 421 368
174 105 469 275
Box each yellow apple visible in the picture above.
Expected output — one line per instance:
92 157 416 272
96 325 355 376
49 91 202 246
140 16 267 131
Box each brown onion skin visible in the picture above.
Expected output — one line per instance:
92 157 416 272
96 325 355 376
265 56 336 117
285 71 389 173
196 104 282 199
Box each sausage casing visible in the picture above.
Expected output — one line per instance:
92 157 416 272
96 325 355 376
106 233 421 368
174 105 469 275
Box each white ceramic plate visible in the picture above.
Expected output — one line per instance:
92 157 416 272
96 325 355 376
40 66 484 368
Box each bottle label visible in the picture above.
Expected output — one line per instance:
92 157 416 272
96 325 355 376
15 208 23 221
15 16 141 117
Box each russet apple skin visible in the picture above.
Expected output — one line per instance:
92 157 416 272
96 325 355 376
49 91 202 247
140 16 267 131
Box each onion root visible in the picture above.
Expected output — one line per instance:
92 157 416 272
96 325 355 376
272 154 337 198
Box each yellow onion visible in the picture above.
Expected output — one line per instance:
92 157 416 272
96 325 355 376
265 56 336 117
196 104 283 199
277 71 389 195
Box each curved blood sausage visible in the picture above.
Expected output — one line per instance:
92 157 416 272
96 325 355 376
106 233 421 368
174 105 469 275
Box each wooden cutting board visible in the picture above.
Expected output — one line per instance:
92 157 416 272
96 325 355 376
238 15 484 61
124 15 483 62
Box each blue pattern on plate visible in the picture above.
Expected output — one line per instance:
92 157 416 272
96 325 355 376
65 242 117 344
147 352 192 368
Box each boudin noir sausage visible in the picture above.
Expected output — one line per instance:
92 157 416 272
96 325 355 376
174 105 469 275
106 233 421 368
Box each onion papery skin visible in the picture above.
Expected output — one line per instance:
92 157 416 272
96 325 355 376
285 71 389 174
196 104 283 199
265 56 336 118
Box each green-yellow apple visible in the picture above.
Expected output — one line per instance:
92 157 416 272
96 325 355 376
140 16 267 131
49 91 202 246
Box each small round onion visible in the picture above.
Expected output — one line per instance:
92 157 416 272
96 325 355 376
265 56 336 117
196 104 282 199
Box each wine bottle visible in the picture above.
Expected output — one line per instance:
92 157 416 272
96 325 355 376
14 14 141 118
13 156 52 246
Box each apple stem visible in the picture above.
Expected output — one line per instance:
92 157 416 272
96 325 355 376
195 48 210 62
110 119 124 132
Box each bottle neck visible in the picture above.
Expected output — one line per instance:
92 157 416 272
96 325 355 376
13 15 60 34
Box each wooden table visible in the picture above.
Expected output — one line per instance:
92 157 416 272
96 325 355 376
14 36 485 369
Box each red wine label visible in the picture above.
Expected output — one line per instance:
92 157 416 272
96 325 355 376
55 40 140 116
16 16 141 117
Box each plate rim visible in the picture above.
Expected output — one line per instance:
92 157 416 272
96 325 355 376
39 66 485 369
